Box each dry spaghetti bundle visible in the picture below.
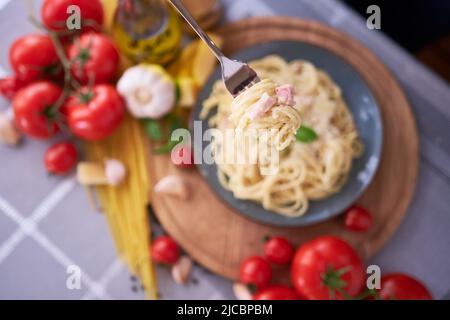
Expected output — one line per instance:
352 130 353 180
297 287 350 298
84 115 157 299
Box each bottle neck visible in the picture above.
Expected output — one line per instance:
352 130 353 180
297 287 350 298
116 0 169 39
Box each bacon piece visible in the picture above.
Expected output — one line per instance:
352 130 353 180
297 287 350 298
248 93 277 120
276 84 295 106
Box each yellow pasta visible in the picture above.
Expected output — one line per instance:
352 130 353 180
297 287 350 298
201 55 363 217
84 114 158 299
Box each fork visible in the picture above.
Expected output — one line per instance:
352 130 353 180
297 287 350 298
167 0 260 97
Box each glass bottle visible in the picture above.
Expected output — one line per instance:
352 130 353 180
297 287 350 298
112 0 182 65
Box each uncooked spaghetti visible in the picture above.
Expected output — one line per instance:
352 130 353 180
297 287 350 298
84 115 158 299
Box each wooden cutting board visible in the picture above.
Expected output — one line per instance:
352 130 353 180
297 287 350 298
148 17 419 280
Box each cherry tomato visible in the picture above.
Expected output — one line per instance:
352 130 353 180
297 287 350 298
151 235 180 265
264 236 294 265
291 236 365 300
41 0 103 33
379 273 432 300
67 33 119 85
239 256 272 290
13 81 62 139
253 285 300 300
0 77 28 100
172 144 194 169
44 142 78 174
9 34 60 83
344 205 373 232
65 85 125 140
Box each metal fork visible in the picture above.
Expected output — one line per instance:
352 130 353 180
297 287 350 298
167 0 260 97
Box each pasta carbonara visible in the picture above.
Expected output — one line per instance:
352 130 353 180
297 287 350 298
201 55 362 217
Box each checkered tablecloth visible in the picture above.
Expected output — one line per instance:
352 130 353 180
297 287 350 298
1 0 450 300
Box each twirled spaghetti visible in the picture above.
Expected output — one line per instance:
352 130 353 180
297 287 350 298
201 55 363 217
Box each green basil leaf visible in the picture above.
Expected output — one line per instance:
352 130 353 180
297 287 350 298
152 113 186 154
166 113 184 132
144 119 163 141
153 139 180 155
296 125 318 143
174 79 181 105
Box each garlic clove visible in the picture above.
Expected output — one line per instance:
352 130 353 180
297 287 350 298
233 283 253 300
154 175 189 200
104 159 127 186
171 255 193 285
0 111 22 146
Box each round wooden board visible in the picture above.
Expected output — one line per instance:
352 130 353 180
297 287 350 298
148 18 419 280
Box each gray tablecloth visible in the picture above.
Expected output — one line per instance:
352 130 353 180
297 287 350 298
0 0 449 299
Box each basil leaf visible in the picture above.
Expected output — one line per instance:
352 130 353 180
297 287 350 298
296 125 318 143
166 113 184 131
152 113 186 154
153 139 180 155
144 119 162 141
174 79 181 104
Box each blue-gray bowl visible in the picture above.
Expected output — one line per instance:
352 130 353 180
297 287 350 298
191 41 383 227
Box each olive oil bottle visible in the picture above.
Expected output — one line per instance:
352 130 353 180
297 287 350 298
112 0 182 65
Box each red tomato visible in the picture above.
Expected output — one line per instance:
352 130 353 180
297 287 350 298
9 34 60 83
291 236 365 300
172 144 194 169
67 33 119 85
0 77 28 100
379 273 432 300
151 236 180 265
253 285 300 300
239 256 272 290
41 0 103 33
13 81 62 138
264 236 294 265
344 205 373 232
65 85 125 141
45 142 78 174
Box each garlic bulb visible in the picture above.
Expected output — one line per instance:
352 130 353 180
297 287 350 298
117 64 175 119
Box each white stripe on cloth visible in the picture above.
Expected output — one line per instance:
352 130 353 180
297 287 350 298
81 259 124 300
0 178 76 264
0 186 112 299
